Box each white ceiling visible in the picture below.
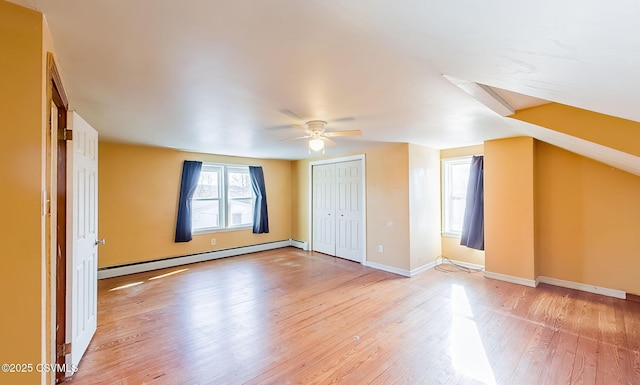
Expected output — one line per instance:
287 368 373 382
16 0 640 159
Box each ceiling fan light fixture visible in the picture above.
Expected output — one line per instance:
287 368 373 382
309 138 325 152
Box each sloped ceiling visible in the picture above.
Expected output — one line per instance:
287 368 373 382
14 0 640 160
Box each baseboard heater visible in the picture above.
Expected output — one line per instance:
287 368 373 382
98 239 307 279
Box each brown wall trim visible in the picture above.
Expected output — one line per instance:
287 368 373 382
47 52 68 108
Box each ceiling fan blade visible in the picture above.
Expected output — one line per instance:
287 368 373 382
324 129 362 137
266 124 296 130
278 109 304 121
329 116 356 123
291 124 313 134
279 135 311 142
321 137 337 146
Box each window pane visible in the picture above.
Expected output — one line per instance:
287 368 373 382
228 170 252 199
192 199 219 229
451 163 471 196
451 197 467 233
229 198 253 226
194 171 219 199
442 157 473 236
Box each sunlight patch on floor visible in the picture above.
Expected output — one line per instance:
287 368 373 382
450 284 497 385
148 268 189 280
109 281 143 291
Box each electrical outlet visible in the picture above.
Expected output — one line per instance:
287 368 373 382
211 238 216 246
378 245 383 253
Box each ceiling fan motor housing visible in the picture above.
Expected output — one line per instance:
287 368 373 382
306 120 327 132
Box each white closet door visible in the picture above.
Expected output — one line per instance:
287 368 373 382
335 160 363 262
312 159 364 262
312 164 336 255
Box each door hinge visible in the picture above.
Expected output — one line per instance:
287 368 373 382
57 343 72 357
42 190 52 216
62 128 73 141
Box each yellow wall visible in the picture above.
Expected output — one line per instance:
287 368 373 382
510 102 640 295
290 160 308 242
291 143 413 271
441 237 485 266
0 2 45 384
290 142 441 273
535 143 640 294
440 144 484 160
365 144 411 269
98 142 292 267
484 137 536 280
408 143 441 270
291 147 384 245
514 103 640 157
42 17 58 385
439 144 485 266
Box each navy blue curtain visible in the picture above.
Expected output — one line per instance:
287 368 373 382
249 166 269 234
460 156 484 250
175 161 202 242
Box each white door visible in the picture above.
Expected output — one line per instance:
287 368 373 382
66 112 98 374
312 160 364 262
335 160 363 262
312 164 335 255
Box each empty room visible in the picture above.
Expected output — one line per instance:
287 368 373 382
1 0 639 384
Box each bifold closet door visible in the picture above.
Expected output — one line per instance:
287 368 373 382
312 160 363 262
334 160 362 262
312 163 336 255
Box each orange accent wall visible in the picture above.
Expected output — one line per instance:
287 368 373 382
98 142 292 268
0 2 45 384
514 103 640 157
535 141 640 294
484 137 536 280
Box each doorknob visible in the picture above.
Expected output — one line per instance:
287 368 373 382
95 239 106 246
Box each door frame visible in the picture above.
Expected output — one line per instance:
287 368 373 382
46 52 69 385
308 154 367 263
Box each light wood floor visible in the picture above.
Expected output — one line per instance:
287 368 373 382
67 247 640 385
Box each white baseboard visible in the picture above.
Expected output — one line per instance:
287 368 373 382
363 261 411 277
99 244 627 300
98 240 291 279
361 260 436 277
438 258 484 270
410 261 437 277
537 276 626 299
289 239 309 251
484 271 538 288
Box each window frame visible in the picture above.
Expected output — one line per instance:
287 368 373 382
225 166 254 229
192 163 254 234
441 156 473 238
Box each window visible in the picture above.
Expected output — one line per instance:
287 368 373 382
192 163 253 232
442 156 472 237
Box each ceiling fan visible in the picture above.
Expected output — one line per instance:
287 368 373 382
280 120 362 152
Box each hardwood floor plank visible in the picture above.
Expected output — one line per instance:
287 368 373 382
66 248 640 385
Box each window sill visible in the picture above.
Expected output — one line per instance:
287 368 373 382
441 231 462 239
193 225 253 235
